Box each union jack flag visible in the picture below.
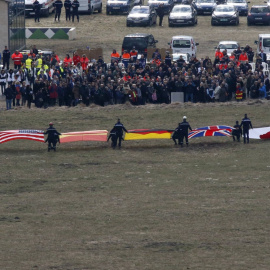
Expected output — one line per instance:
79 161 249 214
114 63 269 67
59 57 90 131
188 126 233 139
0 130 45 144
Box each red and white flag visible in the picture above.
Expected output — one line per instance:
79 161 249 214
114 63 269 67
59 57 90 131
0 130 45 144
249 127 270 139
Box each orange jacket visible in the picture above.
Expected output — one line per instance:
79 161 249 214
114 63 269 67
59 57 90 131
111 52 120 61
229 55 235 61
50 55 60 63
239 53 248 62
151 59 161 66
215 51 224 60
12 53 23 65
73 55 81 66
64 57 73 67
80 57 89 70
236 89 243 100
122 53 131 61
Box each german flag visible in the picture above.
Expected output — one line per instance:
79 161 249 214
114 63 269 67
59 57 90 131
60 130 108 143
124 129 174 140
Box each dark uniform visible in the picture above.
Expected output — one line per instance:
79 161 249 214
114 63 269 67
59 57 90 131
64 0 72 21
113 119 128 148
178 117 192 147
240 114 253 144
172 124 181 145
107 127 117 149
54 0 63 21
2 47 10 70
156 4 165 26
72 0 80 22
44 123 61 151
33 0 41 22
165 52 172 67
232 121 242 142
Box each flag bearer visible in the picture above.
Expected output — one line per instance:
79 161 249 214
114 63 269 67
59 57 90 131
44 122 61 152
178 116 192 147
113 119 128 149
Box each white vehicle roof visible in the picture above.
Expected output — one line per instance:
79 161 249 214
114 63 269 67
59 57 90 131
171 35 194 39
258 34 270 37
219 41 239 44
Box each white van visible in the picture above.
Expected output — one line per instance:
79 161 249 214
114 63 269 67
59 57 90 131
78 0 102 14
255 34 270 54
168 36 199 56
25 0 56 17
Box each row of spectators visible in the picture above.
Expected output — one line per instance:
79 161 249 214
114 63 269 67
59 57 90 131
0 45 269 110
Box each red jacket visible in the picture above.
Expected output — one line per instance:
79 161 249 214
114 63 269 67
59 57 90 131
64 57 73 67
215 51 224 60
239 53 248 62
73 55 81 66
80 57 89 70
12 53 23 66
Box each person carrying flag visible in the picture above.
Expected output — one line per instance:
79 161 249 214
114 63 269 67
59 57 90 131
113 118 128 149
172 123 181 145
240 114 253 144
232 120 242 142
107 127 117 149
178 116 192 147
44 122 61 152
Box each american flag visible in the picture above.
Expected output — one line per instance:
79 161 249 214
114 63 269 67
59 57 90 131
0 130 45 144
188 126 233 139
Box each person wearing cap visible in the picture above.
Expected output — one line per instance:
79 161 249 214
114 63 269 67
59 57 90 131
178 116 192 147
240 114 253 144
44 122 61 152
113 118 128 149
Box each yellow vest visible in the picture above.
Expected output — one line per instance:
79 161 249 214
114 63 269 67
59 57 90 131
36 58 42 69
25 58 32 70
43 64 49 71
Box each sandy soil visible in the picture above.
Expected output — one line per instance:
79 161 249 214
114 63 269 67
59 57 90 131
26 0 267 62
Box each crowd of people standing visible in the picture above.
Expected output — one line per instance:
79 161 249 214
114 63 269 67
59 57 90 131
1 43 270 110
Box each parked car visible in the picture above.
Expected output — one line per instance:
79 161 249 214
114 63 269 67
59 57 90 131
193 0 217 15
215 41 240 55
168 35 199 56
148 0 174 14
211 4 239 25
172 53 191 63
127 5 157 26
254 34 270 54
122 33 158 56
225 0 249 15
78 0 103 14
168 5 198 26
247 5 270 25
25 0 56 17
106 0 139 15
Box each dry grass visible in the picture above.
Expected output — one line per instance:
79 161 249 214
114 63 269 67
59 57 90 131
1 101 270 269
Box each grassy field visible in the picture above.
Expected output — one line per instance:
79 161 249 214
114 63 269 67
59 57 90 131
1 101 270 269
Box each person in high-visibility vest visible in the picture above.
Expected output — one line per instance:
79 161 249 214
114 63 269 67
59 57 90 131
215 48 223 60
80 54 89 71
235 83 243 101
130 47 138 62
25 56 33 71
122 50 130 68
111 49 120 63
11 50 23 69
35 55 42 72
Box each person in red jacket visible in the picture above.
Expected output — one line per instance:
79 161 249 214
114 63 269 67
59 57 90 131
239 51 248 63
11 50 23 69
215 48 223 60
63 54 73 67
80 54 89 71
73 51 81 66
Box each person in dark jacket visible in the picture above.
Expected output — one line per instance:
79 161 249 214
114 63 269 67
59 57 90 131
72 0 80 22
54 0 63 21
113 118 128 149
156 3 165 26
33 0 41 22
4 85 13 110
2 46 10 70
178 116 192 147
172 124 181 145
64 0 72 21
44 122 61 152
240 114 253 144
107 127 117 149
232 121 242 142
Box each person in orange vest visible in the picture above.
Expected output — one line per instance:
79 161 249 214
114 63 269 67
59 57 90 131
11 50 23 69
73 51 81 66
239 51 248 63
130 47 138 62
122 50 130 68
111 49 120 63
27 49 36 60
151 56 161 66
235 83 243 101
229 52 235 61
80 54 89 71
215 48 223 60
50 53 60 64
123 73 131 81
63 54 73 67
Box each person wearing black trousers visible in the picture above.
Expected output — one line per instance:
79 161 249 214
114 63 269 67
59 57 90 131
113 119 128 149
240 114 253 144
178 116 192 147
156 3 165 26
54 0 63 21
64 0 72 21
33 0 41 22
44 122 61 152
72 0 80 22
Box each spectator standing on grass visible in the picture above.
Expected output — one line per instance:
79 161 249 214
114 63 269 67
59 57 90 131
33 0 41 22
72 0 80 22
240 114 253 144
64 0 72 21
25 85 33 108
2 46 10 70
157 3 165 26
178 116 192 147
4 84 13 110
54 0 63 22
113 118 128 149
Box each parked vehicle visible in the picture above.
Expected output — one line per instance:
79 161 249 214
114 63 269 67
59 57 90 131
215 41 240 55
254 34 270 54
122 33 158 56
25 0 56 17
225 0 249 16
127 6 157 26
168 35 199 56
78 0 103 14
168 5 197 26
211 4 239 25
172 53 191 63
148 0 174 14
193 0 217 15
247 5 270 25
106 0 140 14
